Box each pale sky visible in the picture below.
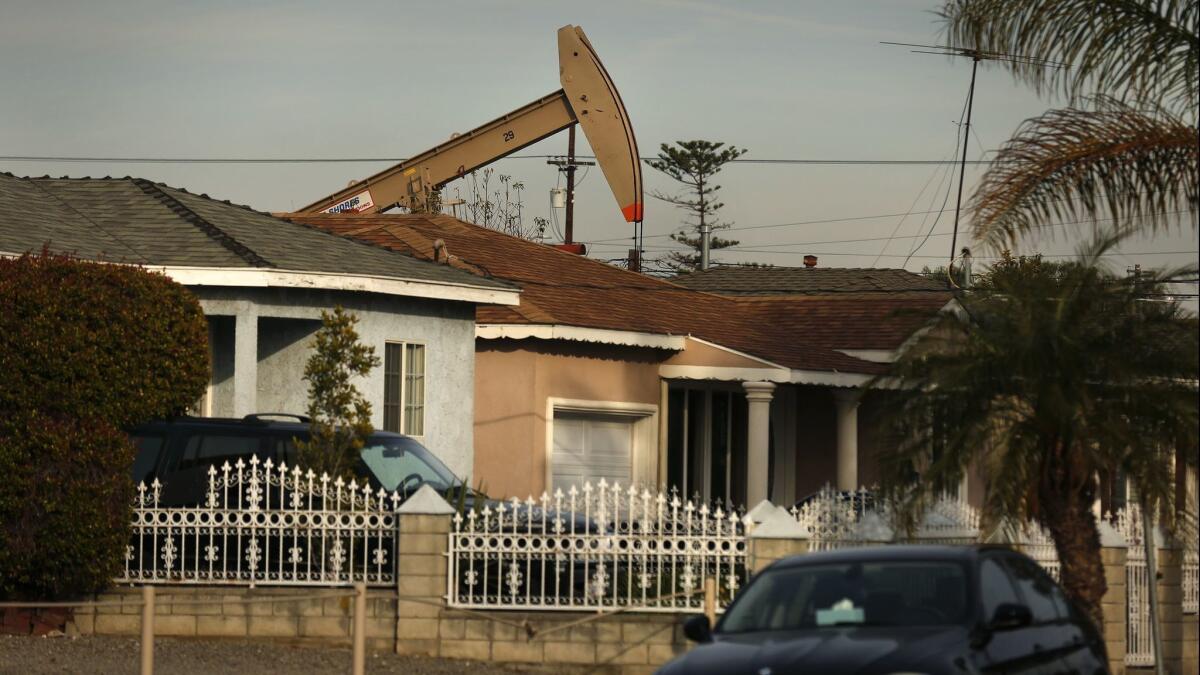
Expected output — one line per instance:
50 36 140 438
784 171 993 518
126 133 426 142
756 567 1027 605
2 0 1196 281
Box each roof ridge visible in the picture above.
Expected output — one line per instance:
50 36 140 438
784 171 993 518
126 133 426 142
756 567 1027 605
278 215 514 289
132 178 272 268
18 176 152 264
291 213 675 289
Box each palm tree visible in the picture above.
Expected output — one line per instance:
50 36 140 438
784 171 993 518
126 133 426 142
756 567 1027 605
872 235 1198 627
938 0 1198 249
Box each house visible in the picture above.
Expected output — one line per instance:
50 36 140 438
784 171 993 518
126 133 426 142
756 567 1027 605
0 173 520 477
285 213 953 507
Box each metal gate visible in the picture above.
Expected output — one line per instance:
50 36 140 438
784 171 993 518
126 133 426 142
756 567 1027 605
1113 505 1154 667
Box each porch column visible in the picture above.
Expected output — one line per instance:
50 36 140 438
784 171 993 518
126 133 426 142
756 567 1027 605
743 381 776 506
833 389 859 490
233 311 258 417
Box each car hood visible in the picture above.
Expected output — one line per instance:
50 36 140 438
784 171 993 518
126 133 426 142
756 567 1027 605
661 625 965 675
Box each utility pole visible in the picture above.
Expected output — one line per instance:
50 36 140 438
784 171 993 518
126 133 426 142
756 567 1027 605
565 125 577 244
949 54 979 268
699 178 710 270
547 124 595 245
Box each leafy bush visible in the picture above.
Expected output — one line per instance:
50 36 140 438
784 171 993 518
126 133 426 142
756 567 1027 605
0 248 210 428
0 412 135 599
0 249 210 599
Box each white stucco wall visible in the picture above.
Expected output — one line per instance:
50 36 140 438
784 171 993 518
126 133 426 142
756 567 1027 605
192 286 478 481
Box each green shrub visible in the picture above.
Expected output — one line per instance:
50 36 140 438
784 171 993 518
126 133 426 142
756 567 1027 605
0 412 135 599
0 249 210 599
0 248 210 428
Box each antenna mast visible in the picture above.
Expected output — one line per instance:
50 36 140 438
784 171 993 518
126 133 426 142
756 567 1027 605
882 42 1066 280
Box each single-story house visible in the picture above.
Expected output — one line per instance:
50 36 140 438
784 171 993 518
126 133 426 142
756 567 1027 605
285 213 953 508
0 173 520 477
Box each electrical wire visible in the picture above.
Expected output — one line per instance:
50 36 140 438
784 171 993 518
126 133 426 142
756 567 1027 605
583 210 1196 256
872 105 967 267
0 154 1009 166
903 85 972 268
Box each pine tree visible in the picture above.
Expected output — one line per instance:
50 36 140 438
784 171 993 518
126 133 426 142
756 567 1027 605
296 306 381 480
648 140 746 272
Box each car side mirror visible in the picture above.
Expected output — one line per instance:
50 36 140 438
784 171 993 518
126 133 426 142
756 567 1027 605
989 603 1032 631
683 615 713 643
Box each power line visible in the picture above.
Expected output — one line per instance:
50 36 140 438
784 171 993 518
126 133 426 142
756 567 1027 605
711 249 1198 260
0 154 1005 166
584 210 1197 254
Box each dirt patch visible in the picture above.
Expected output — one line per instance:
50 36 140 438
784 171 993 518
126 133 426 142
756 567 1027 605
0 634 548 674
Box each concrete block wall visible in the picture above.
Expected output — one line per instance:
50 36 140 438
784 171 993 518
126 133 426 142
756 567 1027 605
1101 545 1128 675
1183 609 1198 675
74 587 396 653
1157 547 1183 675
400 609 689 675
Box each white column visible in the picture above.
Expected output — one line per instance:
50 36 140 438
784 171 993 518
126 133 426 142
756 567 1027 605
743 381 776 507
833 389 859 490
233 311 258 417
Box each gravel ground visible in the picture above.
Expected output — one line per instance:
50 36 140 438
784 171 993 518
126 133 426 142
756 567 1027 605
0 634 546 674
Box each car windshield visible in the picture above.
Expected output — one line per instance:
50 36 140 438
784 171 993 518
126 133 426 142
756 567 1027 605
359 437 462 495
718 560 969 633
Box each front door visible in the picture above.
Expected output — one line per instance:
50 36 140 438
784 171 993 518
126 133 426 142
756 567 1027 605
665 385 749 507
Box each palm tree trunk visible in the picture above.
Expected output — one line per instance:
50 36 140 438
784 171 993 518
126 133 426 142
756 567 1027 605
1043 490 1107 628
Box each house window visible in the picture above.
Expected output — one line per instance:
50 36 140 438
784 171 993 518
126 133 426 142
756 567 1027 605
384 342 425 436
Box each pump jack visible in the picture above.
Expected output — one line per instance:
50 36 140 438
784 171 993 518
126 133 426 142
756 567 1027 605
298 25 643 232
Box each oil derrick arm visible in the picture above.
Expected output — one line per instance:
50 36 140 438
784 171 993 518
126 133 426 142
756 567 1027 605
298 26 642 224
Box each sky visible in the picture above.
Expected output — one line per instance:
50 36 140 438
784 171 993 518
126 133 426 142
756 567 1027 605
2 0 1196 282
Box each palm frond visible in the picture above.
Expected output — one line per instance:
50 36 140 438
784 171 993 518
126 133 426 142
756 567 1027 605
940 0 1199 114
969 99 1198 250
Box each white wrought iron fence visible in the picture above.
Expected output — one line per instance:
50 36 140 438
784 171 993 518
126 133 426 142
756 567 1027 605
789 484 981 549
1112 505 1154 667
1017 524 1061 582
447 480 748 612
1183 475 1199 615
789 485 876 551
117 457 402 587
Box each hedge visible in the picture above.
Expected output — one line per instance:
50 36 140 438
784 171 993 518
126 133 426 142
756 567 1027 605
0 249 210 599
0 412 136 599
0 248 210 428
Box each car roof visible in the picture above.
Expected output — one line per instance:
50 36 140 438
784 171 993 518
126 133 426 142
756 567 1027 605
133 416 408 439
771 544 989 569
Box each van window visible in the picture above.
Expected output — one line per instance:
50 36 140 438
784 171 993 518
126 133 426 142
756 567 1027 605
131 434 166 484
178 434 265 471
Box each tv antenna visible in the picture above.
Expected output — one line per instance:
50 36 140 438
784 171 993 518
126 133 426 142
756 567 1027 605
882 42 1067 282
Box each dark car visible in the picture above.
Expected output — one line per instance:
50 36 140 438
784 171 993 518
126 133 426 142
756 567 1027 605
131 414 469 507
658 545 1107 675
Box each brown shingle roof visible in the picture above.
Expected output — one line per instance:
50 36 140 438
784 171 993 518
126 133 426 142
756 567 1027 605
284 214 951 374
674 265 949 295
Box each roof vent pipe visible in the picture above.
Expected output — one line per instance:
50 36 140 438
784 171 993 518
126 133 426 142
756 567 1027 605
803 255 818 268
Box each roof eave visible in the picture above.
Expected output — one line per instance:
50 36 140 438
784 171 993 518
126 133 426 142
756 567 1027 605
476 323 685 350
141 263 518 306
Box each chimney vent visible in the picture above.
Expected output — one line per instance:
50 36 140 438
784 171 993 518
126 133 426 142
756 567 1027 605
803 255 818 268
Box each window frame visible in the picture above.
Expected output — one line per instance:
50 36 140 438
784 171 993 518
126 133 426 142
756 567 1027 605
383 340 427 437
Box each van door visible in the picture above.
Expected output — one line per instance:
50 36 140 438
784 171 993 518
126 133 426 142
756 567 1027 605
158 432 271 507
